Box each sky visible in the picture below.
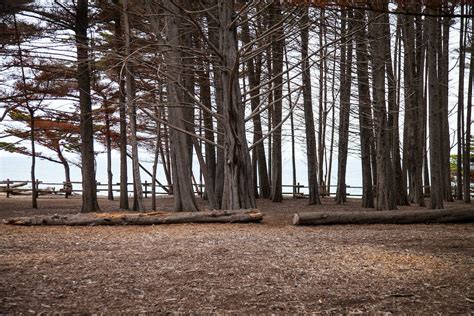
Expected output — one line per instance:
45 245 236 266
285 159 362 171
0 148 364 197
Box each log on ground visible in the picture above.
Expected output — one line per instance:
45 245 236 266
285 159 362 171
3 209 263 226
293 208 474 225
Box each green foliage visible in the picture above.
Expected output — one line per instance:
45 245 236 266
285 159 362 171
8 109 30 122
450 139 474 172
0 141 28 154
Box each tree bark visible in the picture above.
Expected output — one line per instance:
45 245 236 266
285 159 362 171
336 9 353 204
301 6 321 205
270 2 283 203
369 7 397 211
427 11 444 209
112 0 129 210
318 9 327 196
219 0 256 210
463 11 473 204
456 3 466 200
206 10 225 208
415 11 427 206
123 0 143 212
401 5 425 207
29 110 38 208
57 146 71 197
75 0 100 213
383 12 407 206
439 14 453 202
293 208 474 226
354 9 374 208
13 14 37 209
241 12 270 199
197 62 217 203
164 1 199 212
105 104 114 201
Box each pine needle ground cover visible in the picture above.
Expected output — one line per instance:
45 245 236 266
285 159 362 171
0 196 473 313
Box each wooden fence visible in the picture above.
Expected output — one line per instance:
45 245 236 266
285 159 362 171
0 179 365 198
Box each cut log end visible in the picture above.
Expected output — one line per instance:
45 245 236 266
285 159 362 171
292 213 300 225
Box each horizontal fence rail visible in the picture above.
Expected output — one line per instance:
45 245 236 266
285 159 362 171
1 179 472 199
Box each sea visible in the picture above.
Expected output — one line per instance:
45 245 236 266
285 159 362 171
0 151 363 197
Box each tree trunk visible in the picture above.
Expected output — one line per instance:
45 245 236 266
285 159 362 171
368 7 397 211
123 0 143 212
75 0 100 213
301 6 321 205
105 106 113 201
219 0 256 210
197 63 217 203
456 3 466 200
463 12 473 204
29 110 38 208
401 6 425 207
415 11 427 206
326 50 337 196
206 12 225 208
162 1 199 212
439 15 453 202
427 11 444 209
284 44 297 198
152 104 162 211
57 145 71 197
160 113 172 193
270 2 284 203
336 9 353 204
112 0 129 210
383 12 407 206
241 13 270 199
14 14 37 209
293 208 474 226
318 9 327 196
354 9 374 208
4 209 264 226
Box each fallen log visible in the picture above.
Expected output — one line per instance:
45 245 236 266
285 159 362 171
293 208 474 225
3 209 263 226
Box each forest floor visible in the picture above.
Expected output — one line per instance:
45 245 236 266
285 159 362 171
0 195 473 314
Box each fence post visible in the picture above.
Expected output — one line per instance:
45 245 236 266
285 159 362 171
144 180 148 199
297 182 300 195
63 181 72 199
6 178 10 198
35 179 40 198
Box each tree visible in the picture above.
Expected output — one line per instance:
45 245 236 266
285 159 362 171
300 5 321 205
456 3 466 200
401 2 425 207
463 8 473 203
354 9 374 208
269 2 284 203
75 0 100 213
335 9 353 204
241 5 270 199
13 12 38 208
427 9 444 209
112 0 130 210
368 6 397 211
219 0 256 209
153 0 199 212
123 0 143 211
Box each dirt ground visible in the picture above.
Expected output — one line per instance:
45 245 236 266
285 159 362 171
0 195 473 314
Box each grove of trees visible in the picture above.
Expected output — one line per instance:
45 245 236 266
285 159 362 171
0 0 472 212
